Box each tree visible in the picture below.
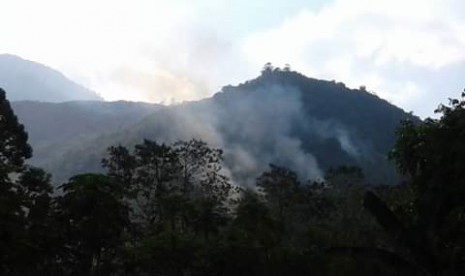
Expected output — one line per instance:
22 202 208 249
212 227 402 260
261 62 274 75
56 174 129 275
257 164 300 220
0 88 44 274
102 145 136 194
0 88 32 179
102 139 235 275
102 139 234 239
224 190 281 275
16 167 59 274
364 92 465 274
133 140 179 231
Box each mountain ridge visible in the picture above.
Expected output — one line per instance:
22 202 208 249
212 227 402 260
11 68 418 185
0 54 102 102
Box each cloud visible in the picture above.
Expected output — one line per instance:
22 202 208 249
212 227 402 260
0 0 244 102
242 0 465 117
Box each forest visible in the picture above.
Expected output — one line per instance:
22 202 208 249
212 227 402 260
1 86 465 275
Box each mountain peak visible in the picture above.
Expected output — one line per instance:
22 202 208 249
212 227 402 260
0 54 102 102
217 66 385 106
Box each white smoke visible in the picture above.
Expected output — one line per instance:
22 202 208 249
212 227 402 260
136 83 375 186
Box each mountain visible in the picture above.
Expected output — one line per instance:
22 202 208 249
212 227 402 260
13 68 418 185
0 54 102 102
109 68 417 185
12 100 160 181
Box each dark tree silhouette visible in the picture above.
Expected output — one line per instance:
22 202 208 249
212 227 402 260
364 91 465 275
56 173 129 275
0 88 54 275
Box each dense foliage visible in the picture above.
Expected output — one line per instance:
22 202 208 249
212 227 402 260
1 87 465 275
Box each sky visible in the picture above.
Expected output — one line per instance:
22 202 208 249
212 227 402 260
1 0 464 118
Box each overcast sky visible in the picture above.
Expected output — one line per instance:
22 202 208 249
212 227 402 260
1 0 464 118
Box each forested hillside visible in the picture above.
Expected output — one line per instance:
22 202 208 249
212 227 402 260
12 100 159 179
14 67 417 184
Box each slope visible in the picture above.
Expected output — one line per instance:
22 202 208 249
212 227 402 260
0 54 102 102
12 100 160 181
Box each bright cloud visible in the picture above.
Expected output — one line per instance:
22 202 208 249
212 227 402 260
242 0 465 117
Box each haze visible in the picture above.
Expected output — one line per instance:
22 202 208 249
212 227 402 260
1 0 464 117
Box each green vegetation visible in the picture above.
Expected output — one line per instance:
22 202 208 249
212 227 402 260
1 86 465 275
